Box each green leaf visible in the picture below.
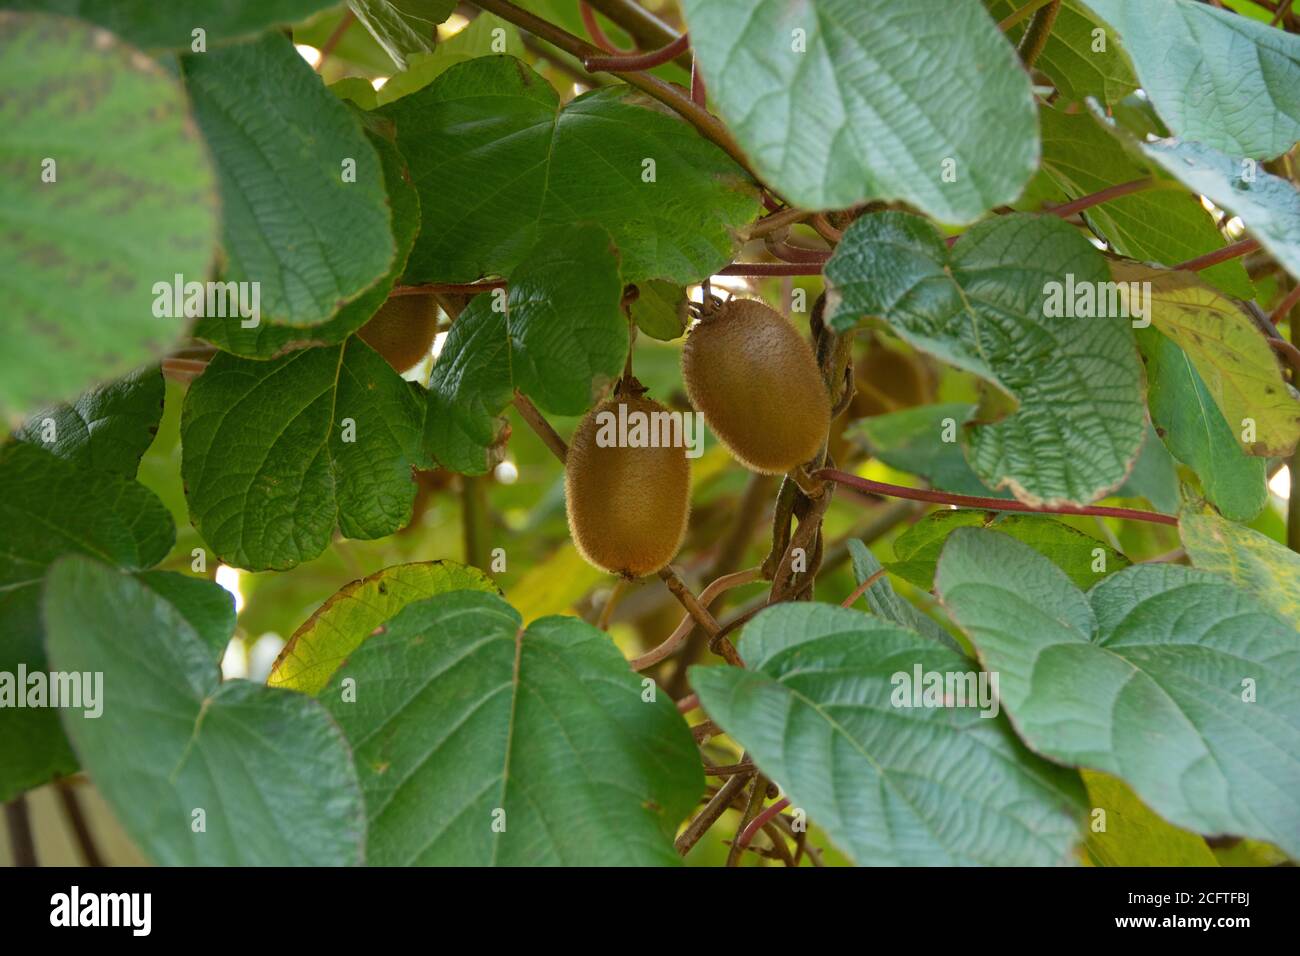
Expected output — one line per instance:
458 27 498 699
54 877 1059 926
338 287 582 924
194 127 420 358
379 56 760 284
135 570 236 659
0 381 175 801
1079 0 1300 159
44 556 365 865
985 0 1136 106
269 560 500 694
1098 117 1300 283
890 510 1129 592
1083 771 1218 867
851 403 1010 498
845 539 960 653
826 212 1146 506
319 590 703 865
2 0 339 50
1037 105 1253 299
1137 327 1268 522
0 12 218 420
690 603 1087 865
348 0 450 70
681 0 1039 223
12 365 163 477
181 338 428 571
628 280 689 342
1116 263 1300 457
936 527 1300 858
1117 424 1180 515
1181 511 1300 631
181 33 395 327
425 224 624 474
375 11 524 106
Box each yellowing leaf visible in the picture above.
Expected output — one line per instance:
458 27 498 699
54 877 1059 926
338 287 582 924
1181 510 1300 631
1084 770 1218 867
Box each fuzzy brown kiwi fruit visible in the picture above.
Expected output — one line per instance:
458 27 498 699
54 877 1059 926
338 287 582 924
565 392 691 578
357 294 439 373
682 298 831 474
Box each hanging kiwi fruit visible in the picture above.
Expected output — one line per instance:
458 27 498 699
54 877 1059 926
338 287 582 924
565 385 691 578
682 297 831 474
357 293 440 373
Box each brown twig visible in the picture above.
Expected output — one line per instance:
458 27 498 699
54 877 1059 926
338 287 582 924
676 772 752 856
4 796 36 866
1270 282 1300 327
55 779 104 867
316 9 355 73
840 567 888 609
737 796 791 850
583 32 690 72
511 392 569 462
716 262 824 277
726 774 770 866
817 468 1179 526
1174 238 1261 273
630 567 761 670
1017 0 1062 70
1045 178 1155 219
657 566 744 667
583 0 695 69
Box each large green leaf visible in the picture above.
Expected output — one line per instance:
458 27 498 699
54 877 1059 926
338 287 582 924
1117 264 1300 457
985 0 1136 106
681 0 1038 223
4 1 339 50
890 510 1129 593
0 12 218 420
845 539 960 652
0 375 174 801
425 224 625 474
319 590 703 865
1038 105 1252 299
1083 771 1218 867
379 55 760 284
690 603 1087 865
44 556 365 865
269 561 500 694
826 212 1146 506
1097 119 1300 283
1137 328 1268 523
194 127 420 359
181 338 428 571
1181 511 1300 631
182 33 395 327
936 527 1300 858
1079 0 1300 159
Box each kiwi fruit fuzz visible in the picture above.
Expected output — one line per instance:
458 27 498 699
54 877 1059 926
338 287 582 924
682 298 830 474
565 391 691 578
357 294 439 373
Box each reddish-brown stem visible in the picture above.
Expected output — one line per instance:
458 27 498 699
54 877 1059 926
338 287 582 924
690 55 707 105
716 262 824 277
841 568 888 609
579 1 625 52
4 796 36 866
1174 238 1261 273
816 468 1179 526
391 281 506 297
630 567 761 671
811 213 844 243
763 234 831 265
1270 337 1300 380
316 9 355 73
677 693 699 714
744 206 810 240
1046 178 1154 219
737 796 790 850
1270 282 1300 327
55 779 104 867
584 32 690 72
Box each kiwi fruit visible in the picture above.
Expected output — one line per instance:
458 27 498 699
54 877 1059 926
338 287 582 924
565 393 691 578
357 294 439 373
682 298 830 474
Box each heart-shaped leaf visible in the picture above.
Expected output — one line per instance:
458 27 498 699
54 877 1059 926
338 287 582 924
0 12 218 420
936 527 1300 858
690 603 1088 865
181 337 429 571
380 55 760 284
44 556 365 865
681 0 1038 223
1079 0 1300 159
826 212 1146 506
182 32 395 326
319 590 703 865
425 224 625 474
